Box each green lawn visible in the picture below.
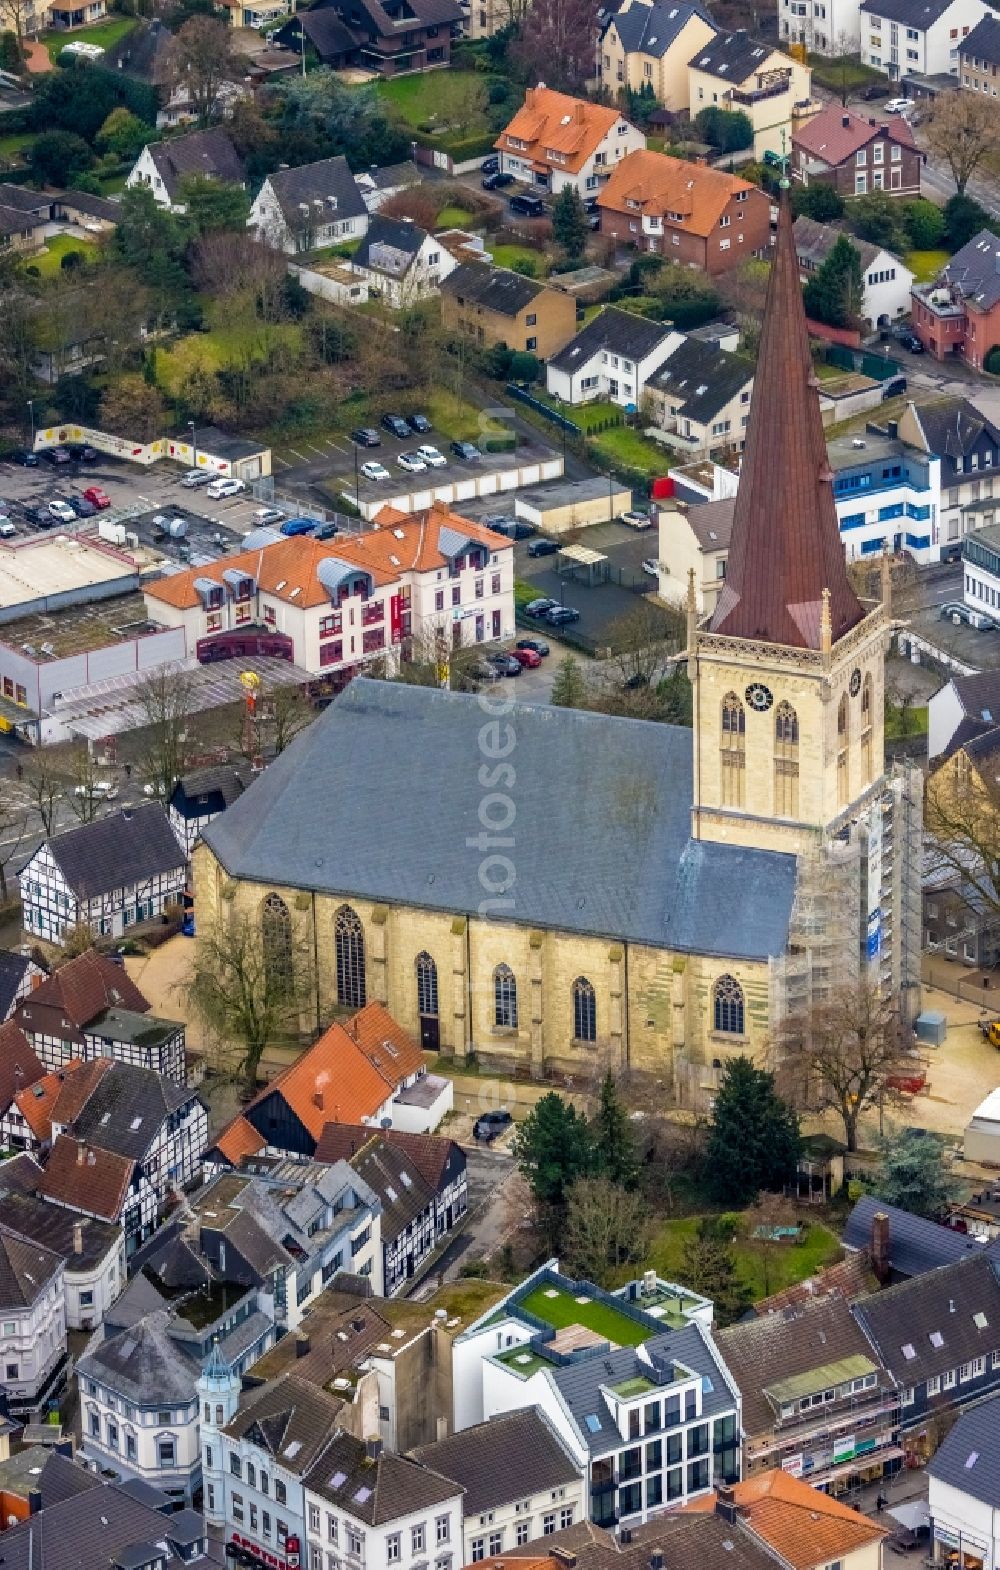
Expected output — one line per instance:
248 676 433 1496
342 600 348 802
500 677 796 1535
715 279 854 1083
589 423 671 479
807 52 883 94
43 15 137 61
0 132 35 164
376 69 491 131
157 321 304 396
491 243 550 278
645 1216 843 1302
424 387 506 444
32 233 97 277
532 389 619 435
885 700 928 738
905 249 949 284
518 1284 650 1346
437 204 475 229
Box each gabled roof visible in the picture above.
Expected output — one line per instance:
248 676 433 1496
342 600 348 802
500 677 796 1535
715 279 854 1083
682 497 735 553
0 1018 43 1110
792 102 915 166
315 1122 462 1189
852 1252 1000 1382
280 8 358 57
71 1061 196 1162
264 155 368 228
927 1392 1000 1505
19 951 149 1029
794 214 883 276
710 194 864 649
650 335 753 425
145 128 246 203
0 1221 63 1307
170 761 251 820
497 84 624 175
213 1113 266 1167
951 667 1000 726
608 0 713 57
305 1430 462 1524
347 0 462 37
961 12 1000 64
905 395 1000 471
200 678 798 960
717 1294 885 1436
939 230 1000 312
440 261 543 316
843 1194 987 1278
346 1138 434 1241
13 1058 109 1144
103 17 171 81
409 1409 580 1515
0 951 42 1026
548 305 677 374
37 1134 135 1224
688 29 787 81
0 183 52 216
353 214 429 273
225 1374 345 1473
39 805 185 902
683 1471 888 1567
596 148 758 237
859 0 954 27
0 1473 203 1570
0 1191 120 1272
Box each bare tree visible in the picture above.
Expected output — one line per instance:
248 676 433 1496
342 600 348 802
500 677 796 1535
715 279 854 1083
21 751 64 837
190 912 313 1094
603 600 685 690
0 796 26 902
159 16 240 127
511 0 600 91
925 90 1000 195
62 746 110 825
134 668 194 803
562 1176 652 1285
925 761 1000 929
773 979 913 1152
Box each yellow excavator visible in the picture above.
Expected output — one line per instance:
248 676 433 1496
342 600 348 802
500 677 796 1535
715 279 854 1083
979 1015 1000 1050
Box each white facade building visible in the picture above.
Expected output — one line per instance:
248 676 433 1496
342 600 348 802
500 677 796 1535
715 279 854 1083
545 308 681 408
0 1224 67 1417
927 1399 1000 1570
828 428 942 564
779 0 863 55
302 1436 464 1570
859 0 993 79
248 158 370 256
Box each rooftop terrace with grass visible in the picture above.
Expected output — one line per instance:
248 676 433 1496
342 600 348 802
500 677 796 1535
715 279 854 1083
517 1283 652 1347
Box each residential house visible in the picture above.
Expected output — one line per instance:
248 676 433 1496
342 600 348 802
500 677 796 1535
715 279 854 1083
927 1392 1000 1569
923 841 1000 969
210 1374 357 1567
410 1409 586 1562
207 1002 448 1171
599 0 716 110
911 230 1000 367
102 19 193 128
12 950 186 1081
843 1194 989 1281
0 1446 102 1528
545 307 681 407
859 0 989 79
0 1187 124 1332
653 496 734 614
645 335 755 457
275 0 464 75
687 33 815 161
826 423 940 563
248 157 370 256
685 1471 889 1570
36 1134 146 1249
439 265 578 360
347 217 458 306
495 85 646 197
0 951 45 1023
302 1430 465 1570
126 129 247 213
779 0 864 54
960 12 1000 92
168 762 251 860
0 188 50 257
0 1223 66 1417
354 162 421 212
0 1020 44 1145
715 1294 902 1491
316 1122 468 1240
899 395 1000 554
794 215 914 326
596 150 772 270
928 666 1000 760
0 1058 111 1157
19 805 187 948
792 103 920 196
0 1474 211 1570
851 1252 1000 1448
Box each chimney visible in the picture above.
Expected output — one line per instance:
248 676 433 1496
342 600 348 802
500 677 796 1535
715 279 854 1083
716 1483 738 1525
871 1210 890 1284
574 100 585 123
313 1088 324 1111
365 1436 383 1462
842 113 850 128
27 1489 41 1516
73 1221 84 1255
295 1335 311 1358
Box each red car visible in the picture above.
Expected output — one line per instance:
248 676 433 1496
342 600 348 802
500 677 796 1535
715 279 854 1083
513 647 541 669
83 486 111 509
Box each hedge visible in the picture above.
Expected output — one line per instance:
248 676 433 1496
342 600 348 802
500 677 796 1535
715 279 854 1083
410 127 496 161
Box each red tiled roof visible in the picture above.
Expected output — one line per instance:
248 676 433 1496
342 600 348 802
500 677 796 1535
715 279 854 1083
21 953 150 1030
346 1001 426 1084
14 1059 83 1143
596 149 756 236
213 1115 266 1167
37 1134 134 1223
683 1471 888 1568
497 84 622 174
0 1022 43 1113
792 102 915 166
315 1121 460 1187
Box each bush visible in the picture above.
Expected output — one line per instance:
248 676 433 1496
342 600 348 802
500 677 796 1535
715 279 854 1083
944 191 997 251
508 350 540 383
902 198 946 251
694 105 753 152
60 249 85 270
0 29 22 71
985 345 1000 375
29 130 94 186
791 183 844 222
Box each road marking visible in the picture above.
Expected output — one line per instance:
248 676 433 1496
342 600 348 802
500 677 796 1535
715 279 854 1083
306 443 327 458
288 448 309 463
272 455 292 468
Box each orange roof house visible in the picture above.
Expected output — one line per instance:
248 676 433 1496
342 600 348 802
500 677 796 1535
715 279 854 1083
495 84 646 194
596 149 772 274
685 1473 889 1570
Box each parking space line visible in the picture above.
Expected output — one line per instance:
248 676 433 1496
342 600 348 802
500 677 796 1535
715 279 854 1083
305 444 327 458
287 448 309 463
273 456 291 468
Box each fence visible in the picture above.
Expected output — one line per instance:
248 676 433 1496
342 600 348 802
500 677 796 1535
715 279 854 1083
250 477 365 535
505 383 581 435
826 344 903 381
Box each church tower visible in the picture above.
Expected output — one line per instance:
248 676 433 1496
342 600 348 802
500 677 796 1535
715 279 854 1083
688 191 889 858
197 1339 240 1526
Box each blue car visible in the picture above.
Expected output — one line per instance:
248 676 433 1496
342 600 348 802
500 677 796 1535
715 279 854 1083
279 517 318 537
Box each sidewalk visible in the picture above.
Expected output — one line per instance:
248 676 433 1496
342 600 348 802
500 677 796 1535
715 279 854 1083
22 40 51 73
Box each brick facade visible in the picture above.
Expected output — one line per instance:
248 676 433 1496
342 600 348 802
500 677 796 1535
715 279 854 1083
598 184 771 273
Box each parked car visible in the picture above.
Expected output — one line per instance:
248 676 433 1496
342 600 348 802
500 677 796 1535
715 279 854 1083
898 331 924 354
279 517 317 537
74 780 118 800
481 154 499 174
381 413 410 439
180 469 211 488
451 440 481 460
83 486 111 509
11 450 38 467
482 171 515 191
510 193 545 218
470 658 501 682
0 520 15 539
67 443 97 463
621 510 652 530
314 522 339 540
885 96 915 114
397 451 428 474
546 604 580 625
642 558 659 577
48 499 76 523
525 597 558 618
69 496 97 518
206 477 245 498
360 460 391 482
351 427 381 447
253 507 285 526
490 652 523 677
474 1108 513 1141
516 636 549 657
512 646 541 668
488 517 535 539
416 444 446 468
527 537 558 557
407 413 432 434
44 447 72 466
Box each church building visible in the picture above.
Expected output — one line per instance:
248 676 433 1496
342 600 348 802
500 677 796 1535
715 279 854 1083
192 198 922 1104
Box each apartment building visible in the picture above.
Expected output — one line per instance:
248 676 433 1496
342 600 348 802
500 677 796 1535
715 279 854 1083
600 0 716 109
688 33 815 161
496 85 646 196
596 149 772 271
792 103 920 196
859 0 989 78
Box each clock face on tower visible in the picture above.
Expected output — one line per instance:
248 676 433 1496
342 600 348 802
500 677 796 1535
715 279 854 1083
849 668 862 697
745 683 773 712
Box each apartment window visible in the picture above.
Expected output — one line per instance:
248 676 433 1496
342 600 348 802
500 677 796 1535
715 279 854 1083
231 1456 242 1478
687 1459 710 1493
158 1439 175 1468
926 1375 941 1396
347 1530 362 1557
413 1525 426 1554
491 573 501 594
310 1506 321 1533
973 1356 986 1377
855 173 867 195
435 1517 450 1545
960 1362 973 1381
891 144 902 161
233 1495 244 1524
873 141 884 163
559 1509 574 1530
89 1411 100 1438
488 1534 502 1555
471 1542 485 1563
516 1524 531 1547
542 1515 556 1535
247 1463 256 1490
943 1369 957 1389
328 1516 339 1543
387 1536 401 1563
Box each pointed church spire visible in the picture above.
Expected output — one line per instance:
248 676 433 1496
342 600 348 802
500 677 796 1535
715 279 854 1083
709 193 864 651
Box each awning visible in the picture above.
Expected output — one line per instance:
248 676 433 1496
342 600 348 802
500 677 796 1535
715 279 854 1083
820 1444 906 1483
889 1500 930 1533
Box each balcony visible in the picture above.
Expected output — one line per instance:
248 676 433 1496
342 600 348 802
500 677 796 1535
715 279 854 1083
726 75 791 105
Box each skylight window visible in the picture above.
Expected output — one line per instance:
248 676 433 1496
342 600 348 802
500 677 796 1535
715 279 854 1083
929 1331 944 1348
284 1441 302 1459
584 1414 602 1433
974 1311 989 1329
330 1472 347 1490
130 1116 143 1131
354 1487 372 1504
966 1452 980 1469
901 1343 916 1360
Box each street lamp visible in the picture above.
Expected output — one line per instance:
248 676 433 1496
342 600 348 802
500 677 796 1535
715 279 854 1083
354 443 360 511
26 401 34 452
188 420 197 472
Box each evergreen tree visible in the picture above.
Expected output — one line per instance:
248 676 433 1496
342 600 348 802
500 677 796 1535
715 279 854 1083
552 186 589 263
944 191 996 251
593 1071 639 1189
790 183 844 223
705 1056 800 1207
877 1128 958 1219
680 1220 752 1326
551 653 587 709
513 1091 593 1208
803 234 864 330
